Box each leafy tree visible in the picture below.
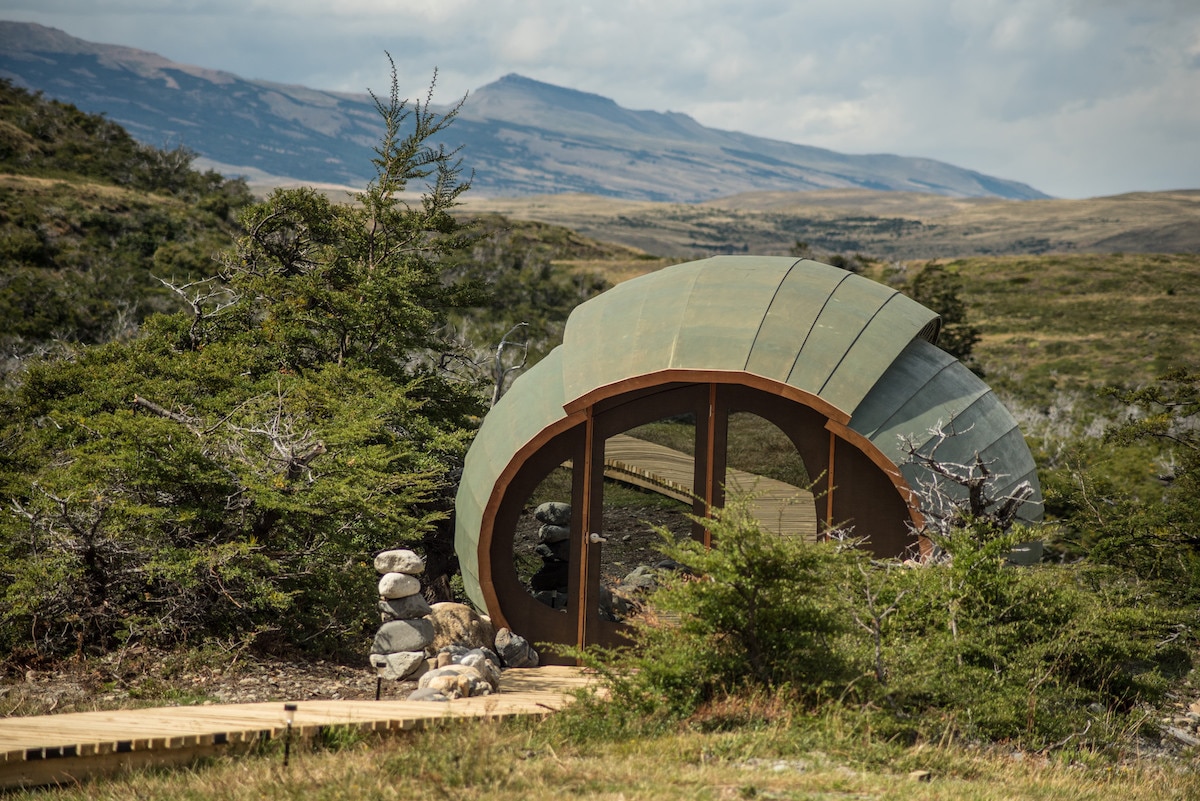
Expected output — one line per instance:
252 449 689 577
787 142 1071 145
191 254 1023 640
0 66 483 660
905 262 981 364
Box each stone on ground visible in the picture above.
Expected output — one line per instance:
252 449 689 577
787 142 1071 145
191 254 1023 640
534 502 571 526
428 602 496 652
495 627 539 668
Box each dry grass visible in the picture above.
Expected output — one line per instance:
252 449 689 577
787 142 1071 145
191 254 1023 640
458 189 1200 260
11 717 1199 800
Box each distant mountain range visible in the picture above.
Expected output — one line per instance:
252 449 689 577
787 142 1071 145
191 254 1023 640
0 21 1049 202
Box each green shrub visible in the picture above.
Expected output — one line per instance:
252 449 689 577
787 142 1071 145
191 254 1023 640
583 500 1187 749
583 496 854 717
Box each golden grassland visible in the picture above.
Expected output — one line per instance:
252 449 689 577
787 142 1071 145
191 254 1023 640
459 189 1200 260
12 715 1200 801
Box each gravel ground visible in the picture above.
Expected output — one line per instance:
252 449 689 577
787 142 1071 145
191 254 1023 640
0 649 421 718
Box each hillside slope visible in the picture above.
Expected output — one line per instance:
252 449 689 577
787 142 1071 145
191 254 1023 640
0 78 251 365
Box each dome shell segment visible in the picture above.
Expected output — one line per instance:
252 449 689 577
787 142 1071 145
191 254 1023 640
455 256 1041 627
560 256 941 413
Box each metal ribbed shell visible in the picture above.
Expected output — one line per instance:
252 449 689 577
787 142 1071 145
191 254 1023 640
456 256 1041 611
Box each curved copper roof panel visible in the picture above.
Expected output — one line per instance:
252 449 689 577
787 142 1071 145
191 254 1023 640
456 256 1042 612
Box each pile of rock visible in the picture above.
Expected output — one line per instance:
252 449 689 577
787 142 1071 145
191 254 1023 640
369 549 434 683
530 501 571 609
409 612 539 699
368 548 542 700
412 645 503 700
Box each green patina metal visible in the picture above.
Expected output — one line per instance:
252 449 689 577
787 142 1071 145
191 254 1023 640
455 256 1041 651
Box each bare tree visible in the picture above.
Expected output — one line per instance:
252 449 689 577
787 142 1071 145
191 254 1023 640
490 322 529 407
899 417 1035 541
154 275 237 349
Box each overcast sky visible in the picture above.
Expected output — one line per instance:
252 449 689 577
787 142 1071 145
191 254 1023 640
5 0 1199 198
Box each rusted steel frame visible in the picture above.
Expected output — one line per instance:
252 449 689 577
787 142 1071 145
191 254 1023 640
703 383 719 549
477 370 928 653
576 407 596 652
477 411 586 635
825 429 837 533
563 369 851 425
824 419 930 556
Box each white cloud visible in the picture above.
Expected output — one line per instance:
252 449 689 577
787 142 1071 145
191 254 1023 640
5 0 1199 196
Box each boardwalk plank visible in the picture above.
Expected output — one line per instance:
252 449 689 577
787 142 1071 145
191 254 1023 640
0 666 596 790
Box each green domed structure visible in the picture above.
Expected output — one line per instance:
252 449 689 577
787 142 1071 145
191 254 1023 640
455 256 1040 658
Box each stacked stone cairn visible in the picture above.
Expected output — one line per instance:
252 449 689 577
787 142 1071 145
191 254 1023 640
370 549 435 683
370 548 541 702
529 501 571 609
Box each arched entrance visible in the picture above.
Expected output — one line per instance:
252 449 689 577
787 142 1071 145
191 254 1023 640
479 372 921 659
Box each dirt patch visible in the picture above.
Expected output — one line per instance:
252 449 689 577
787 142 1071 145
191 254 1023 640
0 649 418 718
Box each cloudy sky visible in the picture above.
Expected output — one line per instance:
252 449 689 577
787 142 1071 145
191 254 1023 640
5 0 1199 198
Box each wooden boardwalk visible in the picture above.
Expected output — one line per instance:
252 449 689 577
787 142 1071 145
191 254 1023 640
604 434 818 537
0 665 596 790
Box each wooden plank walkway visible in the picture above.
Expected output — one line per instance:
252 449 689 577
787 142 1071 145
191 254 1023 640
604 434 818 537
0 665 596 790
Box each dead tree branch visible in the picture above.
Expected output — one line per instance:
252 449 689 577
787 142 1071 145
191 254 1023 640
490 322 529 407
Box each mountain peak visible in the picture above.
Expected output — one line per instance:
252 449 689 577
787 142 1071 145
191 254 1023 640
0 21 1049 201
470 73 622 118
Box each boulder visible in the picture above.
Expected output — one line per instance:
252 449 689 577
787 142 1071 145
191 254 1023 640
368 650 428 681
534 502 571 526
371 618 435 655
538 524 571 544
378 594 432 622
374 549 426 576
378 572 421 599
621 565 658 592
427 602 496 652
407 687 449 702
436 644 470 668
495 627 539 668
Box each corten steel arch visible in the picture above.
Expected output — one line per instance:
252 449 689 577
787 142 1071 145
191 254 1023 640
455 256 1042 661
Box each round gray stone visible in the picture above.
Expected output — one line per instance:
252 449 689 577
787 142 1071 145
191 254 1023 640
538 524 571 544
378 572 421 599
378 594 432 622
535 539 571 562
369 650 427 681
371 618 435 654
534 502 571 526
374 549 425 576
